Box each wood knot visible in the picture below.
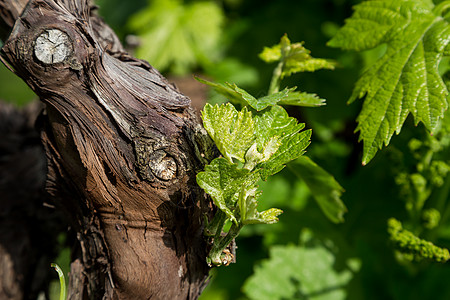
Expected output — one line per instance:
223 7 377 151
34 29 72 64
134 139 180 183
149 150 177 181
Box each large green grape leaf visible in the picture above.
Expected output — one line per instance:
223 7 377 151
243 234 359 300
328 0 450 164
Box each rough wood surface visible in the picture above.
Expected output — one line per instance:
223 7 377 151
0 0 214 299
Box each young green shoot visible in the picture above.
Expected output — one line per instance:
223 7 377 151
197 35 342 266
51 263 67 300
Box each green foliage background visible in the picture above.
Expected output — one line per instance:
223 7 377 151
3 0 450 299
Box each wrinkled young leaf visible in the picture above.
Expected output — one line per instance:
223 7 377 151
260 34 335 78
243 236 358 300
197 158 261 224
128 0 224 74
289 156 346 223
202 103 255 163
202 102 311 179
254 106 305 151
254 106 311 179
328 0 450 164
257 131 311 180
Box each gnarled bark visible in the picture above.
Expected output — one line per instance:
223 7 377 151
0 0 214 299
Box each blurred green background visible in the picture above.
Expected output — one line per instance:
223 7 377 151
3 1 450 299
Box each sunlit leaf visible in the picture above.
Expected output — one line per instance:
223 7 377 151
279 91 326 107
260 34 335 78
255 106 311 179
196 77 294 110
238 186 283 225
202 103 255 163
197 158 260 224
328 0 450 164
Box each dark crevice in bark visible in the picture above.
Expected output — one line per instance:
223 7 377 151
0 0 28 41
0 0 214 299
0 101 67 300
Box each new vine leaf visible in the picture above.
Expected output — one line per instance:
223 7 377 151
328 0 450 165
260 34 335 94
197 35 345 266
197 102 311 266
195 77 326 109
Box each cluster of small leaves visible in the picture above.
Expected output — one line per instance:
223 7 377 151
260 34 335 95
387 218 450 262
328 0 450 165
197 98 311 265
260 34 335 78
197 35 343 266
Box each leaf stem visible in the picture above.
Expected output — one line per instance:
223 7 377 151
205 210 227 237
268 61 283 95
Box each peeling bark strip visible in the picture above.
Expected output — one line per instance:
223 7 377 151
1 0 212 299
